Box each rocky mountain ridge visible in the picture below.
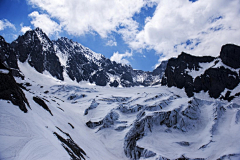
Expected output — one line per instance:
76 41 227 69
1 28 240 101
161 44 240 101
0 28 164 87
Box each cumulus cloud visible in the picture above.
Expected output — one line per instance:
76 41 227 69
27 0 156 38
128 0 240 61
110 51 132 64
20 23 31 34
28 11 61 36
0 19 16 31
27 0 240 66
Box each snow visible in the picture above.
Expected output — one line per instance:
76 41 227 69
1 61 240 160
186 60 216 79
0 69 9 74
34 29 51 52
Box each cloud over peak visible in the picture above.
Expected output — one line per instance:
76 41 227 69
110 51 132 65
29 11 61 36
27 0 154 38
26 0 240 65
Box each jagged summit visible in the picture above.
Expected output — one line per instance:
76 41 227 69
0 28 240 98
0 28 164 87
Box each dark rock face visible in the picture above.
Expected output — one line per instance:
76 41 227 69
90 70 109 86
54 38 138 87
33 96 53 116
0 62 29 112
194 67 239 98
86 110 120 131
162 52 215 97
54 127 87 160
161 46 240 99
152 60 168 76
55 37 99 82
1 28 165 88
109 80 119 87
10 28 64 80
0 36 22 77
220 44 240 69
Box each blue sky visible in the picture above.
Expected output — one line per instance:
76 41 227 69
0 0 240 71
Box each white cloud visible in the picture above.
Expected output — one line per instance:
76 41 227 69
106 39 117 47
20 23 31 34
0 19 16 31
110 51 132 64
27 0 157 38
27 0 240 65
128 0 240 61
28 11 61 36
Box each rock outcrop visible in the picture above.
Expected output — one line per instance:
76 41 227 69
0 62 29 112
162 44 240 99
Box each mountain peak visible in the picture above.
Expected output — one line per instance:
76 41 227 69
34 27 44 33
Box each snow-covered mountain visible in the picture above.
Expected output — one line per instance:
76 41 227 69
1 28 240 160
0 28 164 87
161 44 240 100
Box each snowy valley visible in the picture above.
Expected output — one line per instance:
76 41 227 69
1 28 240 160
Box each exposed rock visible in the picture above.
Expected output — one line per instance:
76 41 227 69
124 98 204 159
33 96 53 116
0 62 29 112
176 141 190 146
0 36 22 77
90 70 109 86
54 127 87 160
109 80 119 87
68 123 75 129
84 99 99 115
86 110 120 131
11 28 64 80
217 154 240 160
115 126 127 131
67 93 86 101
152 60 168 77
161 52 215 97
99 96 131 103
220 44 240 69
118 104 144 114
194 67 239 98
1 28 172 88
162 46 240 100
